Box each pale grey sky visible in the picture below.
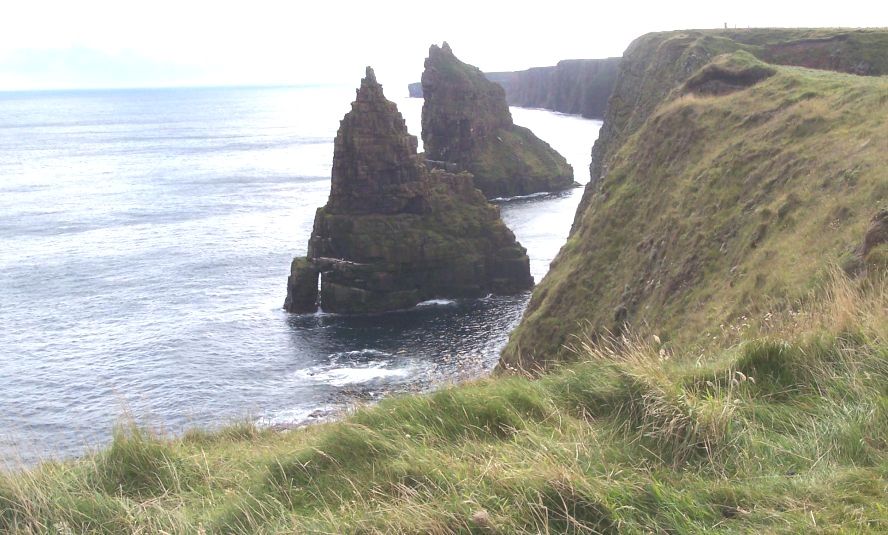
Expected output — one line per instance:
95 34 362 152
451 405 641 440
1 0 885 91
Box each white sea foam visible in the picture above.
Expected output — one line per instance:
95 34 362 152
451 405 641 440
321 366 409 386
416 299 457 307
256 405 337 428
489 191 554 202
330 349 392 359
296 363 409 386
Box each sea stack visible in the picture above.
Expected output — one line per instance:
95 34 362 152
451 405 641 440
421 42 574 199
284 67 534 314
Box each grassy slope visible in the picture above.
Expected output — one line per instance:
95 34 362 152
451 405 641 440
2 273 887 533
586 28 888 201
502 30 888 370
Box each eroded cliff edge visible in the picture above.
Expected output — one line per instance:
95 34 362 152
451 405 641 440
420 43 574 199
500 28 888 370
285 67 533 315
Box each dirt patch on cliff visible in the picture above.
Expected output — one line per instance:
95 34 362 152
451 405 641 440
684 63 776 96
859 210 888 258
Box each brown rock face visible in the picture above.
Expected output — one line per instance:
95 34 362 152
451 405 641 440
491 58 621 119
283 257 320 313
328 68 424 215
421 43 574 199
421 43 512 162
284 67 533 315
859 210 888 258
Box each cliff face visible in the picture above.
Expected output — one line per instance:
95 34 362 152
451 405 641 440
408 58 620 119
285 67 533 315
325 71 423 215
420 43 574 199
492 58 621 118
500 29 888 370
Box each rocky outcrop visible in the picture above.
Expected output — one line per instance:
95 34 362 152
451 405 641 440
284 258 320 313
408 58 620 119
420 43 574 199
284 67 533 315
859 210 888 258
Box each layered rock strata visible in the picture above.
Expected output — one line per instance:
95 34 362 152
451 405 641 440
421 43 574 199
284 67 533 315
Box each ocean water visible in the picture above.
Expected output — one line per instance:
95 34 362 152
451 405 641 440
0 85 601 465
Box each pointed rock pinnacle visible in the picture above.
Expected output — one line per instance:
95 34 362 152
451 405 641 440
357 66 383 100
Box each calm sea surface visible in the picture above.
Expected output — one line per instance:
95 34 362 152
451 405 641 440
0 85 601 465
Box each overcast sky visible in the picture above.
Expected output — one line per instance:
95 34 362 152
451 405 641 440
1 0 885 92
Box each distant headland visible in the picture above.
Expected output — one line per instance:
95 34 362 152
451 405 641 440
409 57 621 119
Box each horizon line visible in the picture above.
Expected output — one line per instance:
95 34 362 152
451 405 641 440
0 81 357 94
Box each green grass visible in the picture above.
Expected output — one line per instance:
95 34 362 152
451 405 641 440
504 30 888 369
3 272 888 533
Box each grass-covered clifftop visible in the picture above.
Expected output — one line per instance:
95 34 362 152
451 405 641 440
502 28 888 370
588 28 888 199
3 273 888 533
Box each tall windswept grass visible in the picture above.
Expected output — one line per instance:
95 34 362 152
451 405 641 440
804 268 886 343
565 329 745 467
2 269 888 533
570 270 888 469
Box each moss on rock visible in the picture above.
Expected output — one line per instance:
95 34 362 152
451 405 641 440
284 67 533 315
421 43 574 198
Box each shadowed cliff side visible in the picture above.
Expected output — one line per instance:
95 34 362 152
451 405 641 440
408 58 621 119
501 28 888 370
285 67 533 315
489 58 621 118
420 43 574 199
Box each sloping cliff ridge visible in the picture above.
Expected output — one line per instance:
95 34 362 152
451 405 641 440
409 58 621 119
501 28 888 370
285 67 532 314
421 43 574 199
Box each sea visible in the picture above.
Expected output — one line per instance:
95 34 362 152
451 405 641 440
0 85 601 466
